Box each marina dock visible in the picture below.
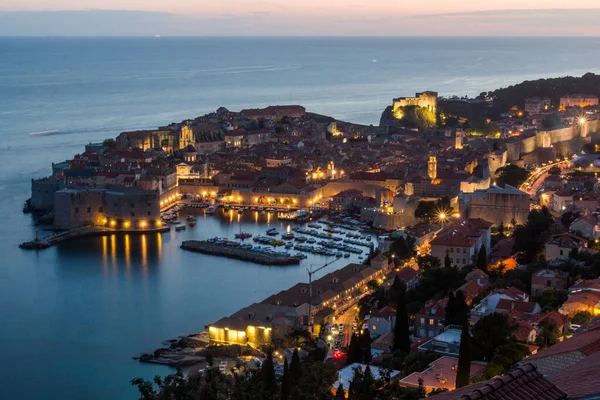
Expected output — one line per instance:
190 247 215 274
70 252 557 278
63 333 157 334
181 240 302 265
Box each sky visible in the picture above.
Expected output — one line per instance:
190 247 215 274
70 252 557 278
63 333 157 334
1 1 600 35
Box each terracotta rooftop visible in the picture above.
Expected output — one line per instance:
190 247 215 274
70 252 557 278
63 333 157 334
526 324 600 362
398 356 486 391
495 299 540 314
416 297 449 319
550 351 600 399
546 233 587 249
428 363 567 400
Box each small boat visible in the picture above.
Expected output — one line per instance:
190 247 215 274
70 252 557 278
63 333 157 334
174 223 186 231
237 209 244 215
260 210 266 215
281 233 295 240
206 205 217 214
235 232 253 240
266 228 279 236
285 243 293 249
344 253 351 258
186 215 196 222
335 252 343 258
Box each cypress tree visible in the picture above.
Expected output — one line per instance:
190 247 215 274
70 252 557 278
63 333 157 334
281 358 290 400
359 329 372 364
456 321 471 388
445 253 452 268
445 290 469 326
498 221 505 238
289 348 302 384
335 383 345 398
346 333 361 365
261 347 277 394
392 281 411 354
477 245 488 272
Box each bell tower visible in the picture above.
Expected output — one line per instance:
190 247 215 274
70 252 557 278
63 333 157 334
180 125 193 149
428 155 437 180
455 128 464 149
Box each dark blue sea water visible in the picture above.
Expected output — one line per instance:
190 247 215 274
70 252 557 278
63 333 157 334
1 37 600 400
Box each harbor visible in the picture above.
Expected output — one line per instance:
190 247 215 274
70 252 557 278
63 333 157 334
181 240 303 265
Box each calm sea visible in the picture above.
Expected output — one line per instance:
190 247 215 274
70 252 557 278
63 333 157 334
1 37 600 400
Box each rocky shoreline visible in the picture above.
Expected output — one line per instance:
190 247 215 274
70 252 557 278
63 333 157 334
134 331 263 369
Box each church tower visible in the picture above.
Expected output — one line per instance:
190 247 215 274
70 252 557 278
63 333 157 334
455 128 464 149
428 155 437 180
180 125 193 149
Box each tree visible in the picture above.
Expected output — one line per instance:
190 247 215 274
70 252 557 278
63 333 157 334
455 321 472 388
393 281 411 354
281 358 291 400
359 329 372 364
335 383 345 398
495 165 529 188
514 207 554 263
484 341 531 379
416 255 441 271
535 319 561 348
102 138 116 149
396 105 437 130
477 245 488 273
542 114 564 129
444 254 452 269
444 290 469 326
261 347 277 394
289 348 302 383
472 313 515 361
389 236 416 262
572 310 593 325
498 222 506 238
548 166 561 175
347 333 361 365
348 364 377 399
367 280 379 292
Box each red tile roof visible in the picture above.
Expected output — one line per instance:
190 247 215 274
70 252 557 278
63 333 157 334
550 352 600 399
416 297 449 318
527 325 600 361
496 299 540 314
546 233 587 249
429 363 567 400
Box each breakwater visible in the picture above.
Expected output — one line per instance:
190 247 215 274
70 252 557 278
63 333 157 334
181 240 302 265
19 225 170 250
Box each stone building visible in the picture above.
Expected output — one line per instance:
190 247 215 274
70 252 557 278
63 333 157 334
30 177 66 211
531 269 569 296
467 184 530 226
560 94 599 109
53 185 160 229
430 218 492 269
392 91 438 114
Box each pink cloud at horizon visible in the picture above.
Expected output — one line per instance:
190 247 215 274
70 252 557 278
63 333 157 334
2 0 600 17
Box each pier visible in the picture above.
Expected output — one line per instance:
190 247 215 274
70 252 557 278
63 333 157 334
181 240 302 265
19 225 170 250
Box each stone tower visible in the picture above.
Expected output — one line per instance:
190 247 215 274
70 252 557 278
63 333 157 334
180 125 194 149
455 128 464 149
428 155 437 180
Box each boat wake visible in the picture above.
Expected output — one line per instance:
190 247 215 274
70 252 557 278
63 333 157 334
29 130 60 136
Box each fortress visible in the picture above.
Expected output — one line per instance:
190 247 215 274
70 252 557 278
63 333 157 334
504 120 600 165
392 91 438 114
